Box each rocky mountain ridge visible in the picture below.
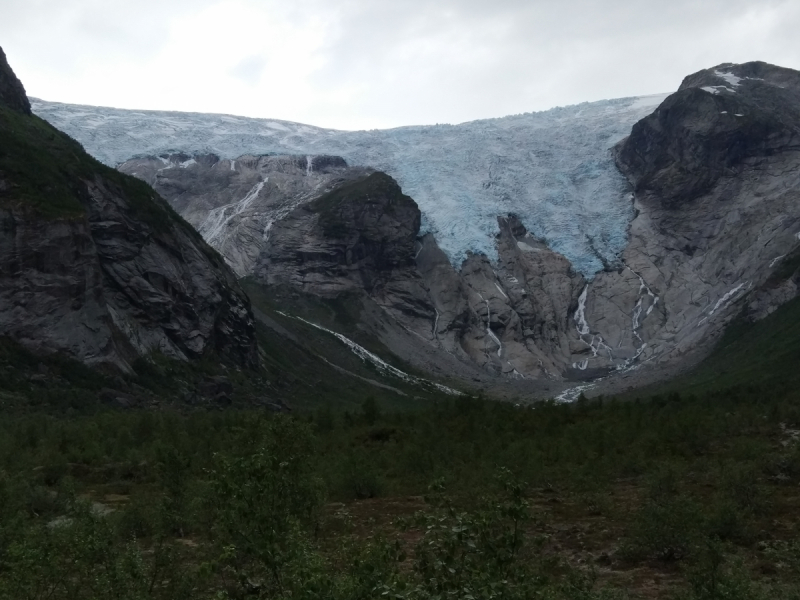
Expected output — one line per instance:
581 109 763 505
116 62 800 397
0 47 30 115
0 47 258 373
577 61 800 394
120 152 371 277
33 92 671 276
14 52 800 398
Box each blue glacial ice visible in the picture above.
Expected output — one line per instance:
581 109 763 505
31 93 669 276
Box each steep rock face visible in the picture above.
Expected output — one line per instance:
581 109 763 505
575 62 800 378
618 62 800 206
258 172 422 297
0 49 258 370
0 210 117 366
257 171 585 381
84 177 257 368
0 47 31 115
119 153 369 277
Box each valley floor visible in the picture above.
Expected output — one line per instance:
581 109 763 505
2 383 800 599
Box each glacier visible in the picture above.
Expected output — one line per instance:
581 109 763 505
31 93 669 275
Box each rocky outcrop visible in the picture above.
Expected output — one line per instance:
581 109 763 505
0 210 117 366
618 62 800 206
84 176 258 368
0 51 258 371
256 171 586 381
573 62 800 380
0 47 31 115
119 153 370 277
258 172 421 295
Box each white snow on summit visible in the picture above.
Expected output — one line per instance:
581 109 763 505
31 93 670 275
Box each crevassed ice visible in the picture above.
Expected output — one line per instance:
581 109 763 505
31 93 669 276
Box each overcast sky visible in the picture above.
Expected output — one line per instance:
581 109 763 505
3 0 799 130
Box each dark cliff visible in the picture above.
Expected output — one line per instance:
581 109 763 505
0 47 258 370
0 47 31 116
257 172 422 296
616 61 800 207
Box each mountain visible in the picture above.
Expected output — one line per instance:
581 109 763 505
32 93 669 276
581 61 800 398
0 47 258 373
29 61 800 399
117 152 586 390
118 152 373 278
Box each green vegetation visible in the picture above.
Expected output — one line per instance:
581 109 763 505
0 104 210 247
1 381 800 598
242 279 463 409
4 229 800 596
0 105 89 217
648 294 800 396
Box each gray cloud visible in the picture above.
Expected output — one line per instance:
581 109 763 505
228 54 266 85
1 0 799 128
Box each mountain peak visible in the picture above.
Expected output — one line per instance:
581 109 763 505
0 47 31 115
678 61 800 96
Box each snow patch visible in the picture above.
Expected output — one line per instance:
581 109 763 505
715 69 742 88
708 283 747 316
199 180 266 246
278 312 462 395
770 254 786 268
516 241 539 253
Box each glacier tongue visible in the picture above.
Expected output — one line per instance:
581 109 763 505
31 93 669 276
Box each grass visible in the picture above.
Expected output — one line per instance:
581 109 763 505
1 382 800 598
654 294 800 396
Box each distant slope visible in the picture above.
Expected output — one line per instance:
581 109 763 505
31 94 669 275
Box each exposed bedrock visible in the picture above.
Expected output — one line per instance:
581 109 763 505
0 177 259 371
84 177 259 369
0 46 258 371
0 47 30 115
119 61 800 389
255 170 586 381
576 61 800 376
119 153 369 278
